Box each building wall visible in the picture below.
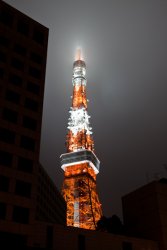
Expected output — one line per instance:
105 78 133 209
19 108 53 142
155 179 167 250
0 1 66 246
0 0 48 232
122 179 167 250
36 164 66 225
29 222 159 250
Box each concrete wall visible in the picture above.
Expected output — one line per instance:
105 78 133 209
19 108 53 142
29 222 159 250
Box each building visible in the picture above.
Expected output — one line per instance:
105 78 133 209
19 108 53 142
122 178 167 250
29 222 159 250
60 51 102 229
36 163 66 224
0 1 66 248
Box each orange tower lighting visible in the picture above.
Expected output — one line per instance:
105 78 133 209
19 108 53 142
60 50 102 230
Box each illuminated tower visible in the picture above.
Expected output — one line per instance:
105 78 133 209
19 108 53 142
60 50 102 230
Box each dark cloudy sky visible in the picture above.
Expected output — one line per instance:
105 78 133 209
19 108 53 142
4 0 167 218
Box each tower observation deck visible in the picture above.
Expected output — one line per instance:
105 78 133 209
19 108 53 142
60 51 102 230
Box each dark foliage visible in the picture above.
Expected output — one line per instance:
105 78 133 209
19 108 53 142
96 215 125 235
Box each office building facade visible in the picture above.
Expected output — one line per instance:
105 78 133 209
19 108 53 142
122 179 167 250
0 1 66 248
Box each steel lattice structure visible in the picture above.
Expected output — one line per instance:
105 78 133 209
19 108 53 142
60 51 102 229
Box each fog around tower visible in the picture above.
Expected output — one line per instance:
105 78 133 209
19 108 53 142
4 0 167 218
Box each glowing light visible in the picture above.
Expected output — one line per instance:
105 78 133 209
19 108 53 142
68 107 92 135
75 48 83 61
61 160 99 174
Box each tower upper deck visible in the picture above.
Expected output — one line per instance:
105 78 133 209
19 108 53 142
72 59 87 86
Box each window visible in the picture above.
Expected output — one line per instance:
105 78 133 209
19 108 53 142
12 206 29 224
0 68 4 78
20 136 35 151
0 232 27 248
30 52 43 65
0 7 13 27
0 51 6 62
15 180 31 198
23 116 37 131
11 58 24 71
24 98 38 111
27 81 40 95
33 29 44 45
78 235 85 250
9 73 22 86
0 150 13 167
46 226 53 248
5 89 20 104
122 242 132 250
0 127 15 144
0 35 9 47
0 175 9 192
17 19 29 36
0 202 6 219
14 44 27 56
3 108 18 123
17 157 33 173
29 66 41 79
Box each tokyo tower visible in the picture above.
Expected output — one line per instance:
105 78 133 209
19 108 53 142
60 50 102 230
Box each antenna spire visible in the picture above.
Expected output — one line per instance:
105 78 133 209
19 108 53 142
75 48 82 61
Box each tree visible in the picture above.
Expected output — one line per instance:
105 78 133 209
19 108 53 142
97 214 124 235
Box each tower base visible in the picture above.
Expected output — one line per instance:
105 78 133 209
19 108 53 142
62 162 102 230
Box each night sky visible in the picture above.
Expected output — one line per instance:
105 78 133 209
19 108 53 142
4 0 167 218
